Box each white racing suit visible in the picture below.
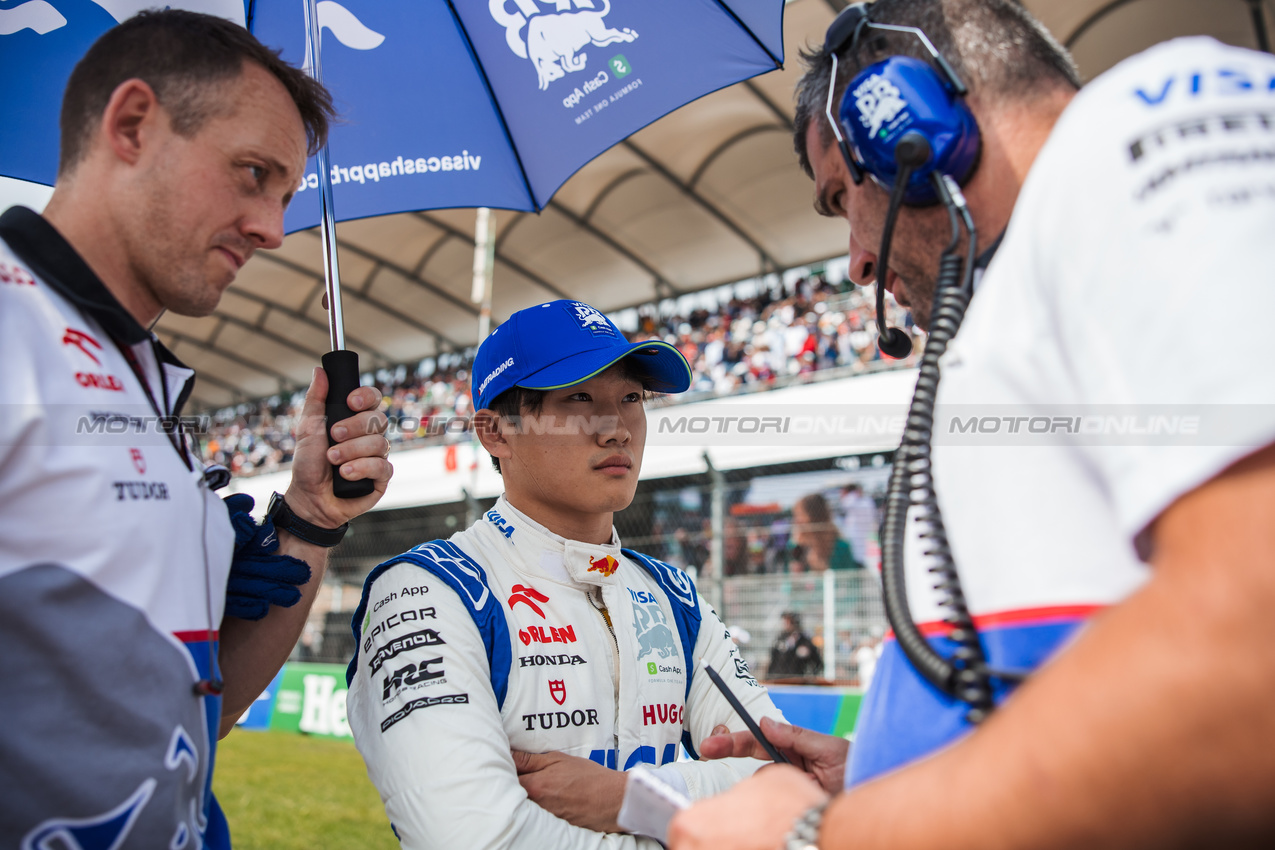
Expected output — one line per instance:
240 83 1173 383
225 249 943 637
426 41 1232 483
346 496 783 849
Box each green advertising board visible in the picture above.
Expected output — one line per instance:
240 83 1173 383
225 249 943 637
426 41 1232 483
269 662 352 739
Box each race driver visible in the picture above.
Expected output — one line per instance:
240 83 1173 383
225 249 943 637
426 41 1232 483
668 1 1275 848
345 299 785 848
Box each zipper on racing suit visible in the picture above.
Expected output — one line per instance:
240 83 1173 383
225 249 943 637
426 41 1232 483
588 588 622 756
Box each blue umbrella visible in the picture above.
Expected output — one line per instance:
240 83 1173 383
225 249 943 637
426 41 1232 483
1 0 784 221
0 0 784 496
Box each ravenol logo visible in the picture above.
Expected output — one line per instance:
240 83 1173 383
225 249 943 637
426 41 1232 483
853 73 908 139
565 301 617 337
490 0 638 91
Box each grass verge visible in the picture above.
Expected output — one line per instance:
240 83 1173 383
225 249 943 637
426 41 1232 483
214 729 398 850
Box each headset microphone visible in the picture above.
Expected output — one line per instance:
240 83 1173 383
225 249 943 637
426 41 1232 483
873 132 932 359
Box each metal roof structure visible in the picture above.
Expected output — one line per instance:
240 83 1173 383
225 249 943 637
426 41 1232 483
158 0 1273 410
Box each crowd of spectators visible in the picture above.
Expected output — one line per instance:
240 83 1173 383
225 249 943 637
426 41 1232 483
196 274 917 475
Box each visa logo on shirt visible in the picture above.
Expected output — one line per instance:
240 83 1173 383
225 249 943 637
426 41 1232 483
1134 67 1275 106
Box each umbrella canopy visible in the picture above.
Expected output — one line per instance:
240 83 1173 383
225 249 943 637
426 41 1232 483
0 0 785 226
252 0 785 229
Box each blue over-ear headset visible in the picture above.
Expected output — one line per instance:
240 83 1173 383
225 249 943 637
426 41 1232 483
823 2 981 205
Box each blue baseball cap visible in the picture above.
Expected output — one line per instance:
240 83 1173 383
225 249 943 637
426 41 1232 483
472 300 693 411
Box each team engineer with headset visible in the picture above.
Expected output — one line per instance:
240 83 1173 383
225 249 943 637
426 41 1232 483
661 1 1275 848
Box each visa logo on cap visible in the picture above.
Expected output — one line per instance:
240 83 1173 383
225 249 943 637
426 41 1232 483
565 301 617 337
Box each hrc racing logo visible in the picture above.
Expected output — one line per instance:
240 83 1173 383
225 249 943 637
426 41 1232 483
628 588 678 660
564 301 617 336
519 624 577 646
486 508 516 540
853 73 908 139
382 658 446 701
509 584 550 617
549 679 566 705
489 0 638 91
587 554 618 577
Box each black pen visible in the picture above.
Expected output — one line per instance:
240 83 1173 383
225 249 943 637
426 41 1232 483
701 661 791 765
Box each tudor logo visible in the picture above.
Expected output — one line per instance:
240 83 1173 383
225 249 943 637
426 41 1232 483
63 327 103 365
509 584 550 618
129 448 146 475
549 679 566 705
587 554 618 577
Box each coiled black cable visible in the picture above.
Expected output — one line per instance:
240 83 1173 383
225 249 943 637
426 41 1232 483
878 171 1022 725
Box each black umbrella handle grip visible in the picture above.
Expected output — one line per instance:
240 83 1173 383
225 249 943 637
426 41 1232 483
322 349 376 499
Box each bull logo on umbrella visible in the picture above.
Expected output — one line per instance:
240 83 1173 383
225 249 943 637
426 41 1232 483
490 0 638 91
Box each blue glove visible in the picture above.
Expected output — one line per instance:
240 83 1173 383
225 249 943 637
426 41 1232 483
223 493 312 621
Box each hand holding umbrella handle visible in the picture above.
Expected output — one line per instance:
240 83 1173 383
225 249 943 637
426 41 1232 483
322 349 376 499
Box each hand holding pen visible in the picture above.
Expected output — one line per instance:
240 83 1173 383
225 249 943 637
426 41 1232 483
700 660 850 794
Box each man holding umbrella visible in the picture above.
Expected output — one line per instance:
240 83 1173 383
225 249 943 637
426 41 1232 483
0 11 392 848
667 1 1275 848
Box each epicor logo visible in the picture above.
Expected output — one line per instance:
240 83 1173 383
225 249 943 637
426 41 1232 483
489 0 638 91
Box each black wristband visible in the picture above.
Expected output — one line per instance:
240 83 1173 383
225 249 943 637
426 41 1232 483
265 492 349 548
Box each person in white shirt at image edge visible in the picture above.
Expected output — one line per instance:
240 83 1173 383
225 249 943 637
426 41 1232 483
666 1 1275 848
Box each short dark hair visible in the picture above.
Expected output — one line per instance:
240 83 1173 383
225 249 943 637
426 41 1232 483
59 9 334 175
793 0 1080 178
485 357 656 474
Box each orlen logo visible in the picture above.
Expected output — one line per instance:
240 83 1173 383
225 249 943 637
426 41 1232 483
641 703 683 726
509 584 550 618
63 328 102 364
587 555 618 577
63 327 126 392
489 0 638 91
519 624 577 646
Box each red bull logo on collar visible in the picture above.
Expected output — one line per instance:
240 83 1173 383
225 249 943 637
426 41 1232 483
587 555 618 577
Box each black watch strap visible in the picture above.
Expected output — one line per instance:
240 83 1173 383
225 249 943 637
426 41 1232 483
266 492 349 548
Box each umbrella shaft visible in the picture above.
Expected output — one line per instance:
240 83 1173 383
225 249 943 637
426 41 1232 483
303 0 346 352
